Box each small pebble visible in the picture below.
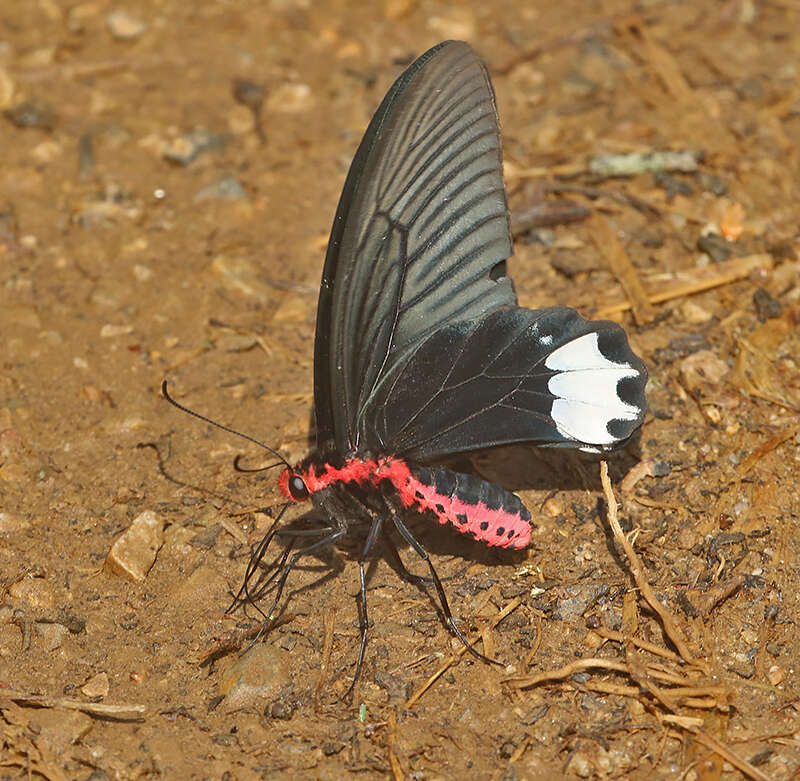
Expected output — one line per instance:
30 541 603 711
542 497 563 517
35 622 69 652
4 99 55 130
189 524 221 550
194 176 248 203
100 323 134 338
570 752 593 777
268 700 295 720
31 140 62 163
163 129 226 166
210 255 275 303
266 83 314 113
106 10 148 41
8 577 56 609
752 287 782 321
767 665 784 686
80 385 106 403
219 643 290 710
548 249 597 277
697 232 733 263
681 300 713 324
215 333 258 352
81 671 110 699
132 264 153 282
103 414 147 434
0 511 30 531
105 510 165 582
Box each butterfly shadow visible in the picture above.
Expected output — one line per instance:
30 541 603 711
467 437 644 495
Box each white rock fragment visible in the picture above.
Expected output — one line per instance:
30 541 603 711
31 140 62 164
266 83 313 113
0 511 30 531
768 665 785 686
81 671 110 698
100 323 133 338
105 510 164 582
427 9 477 39
35 622 69 652
132 264 153 282
209 255 274 303
220 644 291 711
0 66 15 109
107 10 148 41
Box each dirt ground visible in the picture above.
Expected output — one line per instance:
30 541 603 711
2 0 800 779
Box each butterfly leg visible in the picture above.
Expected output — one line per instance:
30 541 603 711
383 533 463 586
345 514 384 700
233 508 335 609
389 512 500 667
230 510 287 610
245 527 347 648
382 532 428 586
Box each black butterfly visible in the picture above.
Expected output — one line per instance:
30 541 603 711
165 40 647 690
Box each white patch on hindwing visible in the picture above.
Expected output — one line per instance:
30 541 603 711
544 332 640 445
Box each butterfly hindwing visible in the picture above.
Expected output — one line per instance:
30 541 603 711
358 306 648 461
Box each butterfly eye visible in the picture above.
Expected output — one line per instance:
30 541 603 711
288 475 310 501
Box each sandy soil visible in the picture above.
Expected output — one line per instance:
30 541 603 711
1 1 799 779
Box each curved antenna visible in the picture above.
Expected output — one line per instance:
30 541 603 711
161 380 290 468
233 454 285 473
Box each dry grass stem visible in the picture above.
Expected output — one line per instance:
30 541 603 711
599 462 702 669
594 253 774 318
590 214 655 324
1 690 145 721
593 627 682 661
314 608 336 705
403 597 522 709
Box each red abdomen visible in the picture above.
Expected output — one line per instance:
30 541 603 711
379 460 532 549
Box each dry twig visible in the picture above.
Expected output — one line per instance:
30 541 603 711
589 215 655 324
593 253 774 319
386 710 405 781
403 597 522 709
1 690 145 721
599 462 702 669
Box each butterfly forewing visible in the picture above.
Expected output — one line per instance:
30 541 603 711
313 41 516 454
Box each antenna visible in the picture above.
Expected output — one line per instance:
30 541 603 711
161 380 290 468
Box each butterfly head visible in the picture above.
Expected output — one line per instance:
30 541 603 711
278 467 311 502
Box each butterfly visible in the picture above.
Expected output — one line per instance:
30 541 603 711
165 40 647 690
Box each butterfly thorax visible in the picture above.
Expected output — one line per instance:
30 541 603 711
278 452 396 502
278 452 533 550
